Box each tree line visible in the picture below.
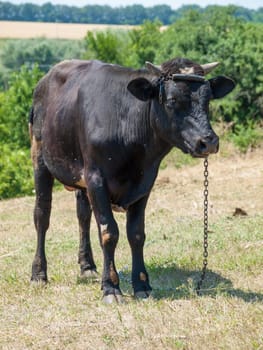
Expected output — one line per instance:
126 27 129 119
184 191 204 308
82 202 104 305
0 7 262 199
0 1 263 25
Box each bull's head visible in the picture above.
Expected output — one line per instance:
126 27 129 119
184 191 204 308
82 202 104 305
127 59 235 158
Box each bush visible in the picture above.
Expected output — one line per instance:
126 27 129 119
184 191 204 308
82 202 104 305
83 21 162 68
0 64 44 199
83 30 128 64
0 145 33 199
230 120 263 152
0 64 44 149
127 20 162 67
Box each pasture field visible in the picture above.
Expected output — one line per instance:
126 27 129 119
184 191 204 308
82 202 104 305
0 147 262 349
0 21 135 39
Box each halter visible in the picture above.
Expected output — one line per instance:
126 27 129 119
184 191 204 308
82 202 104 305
157 73 206 104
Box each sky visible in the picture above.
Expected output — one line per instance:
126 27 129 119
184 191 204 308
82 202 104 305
6 0 263 10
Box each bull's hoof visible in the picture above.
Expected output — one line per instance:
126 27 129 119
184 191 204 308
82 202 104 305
134 290 152 300
80 269 99 281
103 294 125 304
30 277 48 286
31 273 48 283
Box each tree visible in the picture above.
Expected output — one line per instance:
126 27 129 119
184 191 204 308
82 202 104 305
146 5 174 24
0 2 262 25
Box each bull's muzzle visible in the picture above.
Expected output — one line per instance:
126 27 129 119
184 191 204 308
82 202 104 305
196 134 219 157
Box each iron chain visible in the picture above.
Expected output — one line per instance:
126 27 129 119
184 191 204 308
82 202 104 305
196 157 209 295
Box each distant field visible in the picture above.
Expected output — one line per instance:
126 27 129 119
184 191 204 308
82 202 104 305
0 21 135 39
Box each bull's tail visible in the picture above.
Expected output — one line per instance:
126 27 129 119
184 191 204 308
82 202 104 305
28 106 34 142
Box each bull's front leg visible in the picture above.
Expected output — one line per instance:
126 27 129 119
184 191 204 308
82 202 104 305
126 195 152 299
86 169 123 303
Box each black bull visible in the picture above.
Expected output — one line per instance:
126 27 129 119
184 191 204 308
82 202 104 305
29 58 235 303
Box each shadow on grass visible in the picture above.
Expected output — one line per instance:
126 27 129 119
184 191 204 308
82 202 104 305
119 263 263 303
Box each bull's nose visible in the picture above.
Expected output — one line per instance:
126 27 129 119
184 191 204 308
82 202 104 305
196 135 219 156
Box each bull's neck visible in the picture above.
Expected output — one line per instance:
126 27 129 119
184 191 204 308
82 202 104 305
141 100 173 164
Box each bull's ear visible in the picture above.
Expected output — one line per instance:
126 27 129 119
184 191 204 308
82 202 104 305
127 78 154 101
209 76 235 99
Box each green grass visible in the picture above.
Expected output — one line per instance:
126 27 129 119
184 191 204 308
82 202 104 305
0 187 262 349
161 147 199 169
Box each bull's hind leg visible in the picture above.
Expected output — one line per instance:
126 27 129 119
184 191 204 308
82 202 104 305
76 190 98 280
31 140 54 282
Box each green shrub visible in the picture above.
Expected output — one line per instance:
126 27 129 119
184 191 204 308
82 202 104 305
0 64 44 149
0 64 44 199
83 30 128 64
230 121 263 152
0 145 33 199
126 20 162 67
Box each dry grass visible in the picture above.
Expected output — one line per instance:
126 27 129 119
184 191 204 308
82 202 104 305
0 21 135 40
0 147 262 349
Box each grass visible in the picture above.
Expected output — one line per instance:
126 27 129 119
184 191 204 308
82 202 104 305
0 149 263 349
160 148 199 170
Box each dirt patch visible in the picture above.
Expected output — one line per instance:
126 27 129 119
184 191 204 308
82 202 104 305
153 148 263 220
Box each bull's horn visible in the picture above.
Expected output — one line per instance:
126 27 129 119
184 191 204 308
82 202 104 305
201 62 220 74
145 61 162 75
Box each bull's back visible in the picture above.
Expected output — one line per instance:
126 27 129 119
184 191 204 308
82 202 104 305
32 59 131 139
30 59 151 189
31 60 99 186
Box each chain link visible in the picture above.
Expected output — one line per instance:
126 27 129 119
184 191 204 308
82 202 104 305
196 157 209 295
